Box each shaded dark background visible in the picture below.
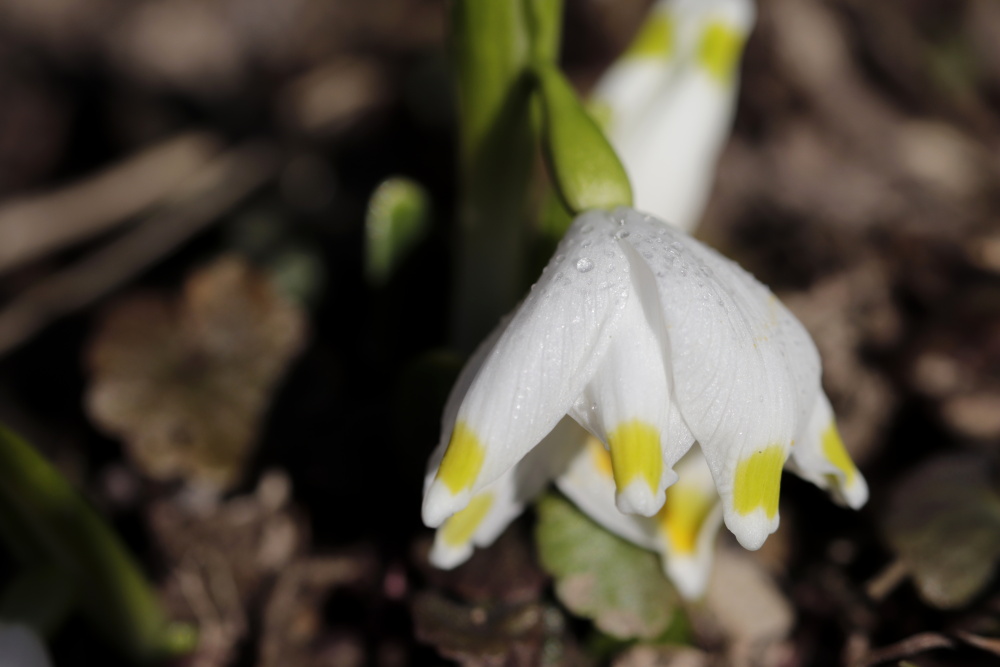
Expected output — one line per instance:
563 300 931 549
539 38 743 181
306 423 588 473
2 0 1000 665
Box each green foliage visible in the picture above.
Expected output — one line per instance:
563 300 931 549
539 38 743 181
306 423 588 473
0 425 195 662
365 177 431 286
532 64 633 214
535 492 678 640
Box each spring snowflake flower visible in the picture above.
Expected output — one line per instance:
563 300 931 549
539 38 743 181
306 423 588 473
422 0 867 598
592 0 754 232
422 208 868 595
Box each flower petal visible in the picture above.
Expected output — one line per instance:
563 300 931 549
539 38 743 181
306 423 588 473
569 253 695 515
430 418 582 568
653 447 724 599
555 429 660 550
423 211 632 527
593 0 756 231
556 429 723 599
786 392 869 509
618 208 820 550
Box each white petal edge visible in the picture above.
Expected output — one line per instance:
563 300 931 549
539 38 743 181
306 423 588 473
429 418 583 568
569 249 695 515
423 211 632 527
617 208 820 550
655 447 725 599
600 0 756 232
786 392 869 509
555 430 660 551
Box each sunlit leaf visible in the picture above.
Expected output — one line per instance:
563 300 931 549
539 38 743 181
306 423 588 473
535 492 678 640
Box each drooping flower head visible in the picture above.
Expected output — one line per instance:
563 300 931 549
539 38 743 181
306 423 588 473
423 0 868 599
423 208 867 556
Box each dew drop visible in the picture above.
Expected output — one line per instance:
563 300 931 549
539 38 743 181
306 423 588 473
617 230 630 239
575 257 594 273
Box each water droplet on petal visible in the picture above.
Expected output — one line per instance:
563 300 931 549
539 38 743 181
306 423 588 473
575 257 594 273
617 230 630 239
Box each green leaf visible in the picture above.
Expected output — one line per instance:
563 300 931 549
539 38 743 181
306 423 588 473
535 492 678 640
524 0 564 66
364 177 431 286
884 454 1000 609
0 424 196 662
533 64 633 214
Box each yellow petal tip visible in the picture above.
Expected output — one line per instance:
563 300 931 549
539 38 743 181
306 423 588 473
440 492 494 547
608 420 662 493
732 445 785 518
658 484 716 555
821 421 857 485
437 421 486 494
625 12 675 60
698 20 746 84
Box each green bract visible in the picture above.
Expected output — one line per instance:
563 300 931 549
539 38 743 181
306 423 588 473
533 64 634 213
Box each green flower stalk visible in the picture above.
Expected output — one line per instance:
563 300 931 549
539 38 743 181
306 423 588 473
450 0 536 351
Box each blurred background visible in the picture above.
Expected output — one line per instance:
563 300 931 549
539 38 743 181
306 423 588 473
1 0 1000 665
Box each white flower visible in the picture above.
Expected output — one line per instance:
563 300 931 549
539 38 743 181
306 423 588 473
422 208 868 594
0 625 53 667
422 0 867 599
592 0 755 232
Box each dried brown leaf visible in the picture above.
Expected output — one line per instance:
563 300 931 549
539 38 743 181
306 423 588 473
612 646 709 667
412 591 582 667
416 526 548 605
696 547 794 666
86 256 306 489
884 454 1000 609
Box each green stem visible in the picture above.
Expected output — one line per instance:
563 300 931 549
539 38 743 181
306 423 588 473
450 0 535 351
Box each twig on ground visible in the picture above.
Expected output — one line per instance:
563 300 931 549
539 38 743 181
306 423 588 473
0 132 220 275
853 632 955 667
0 141 278 358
